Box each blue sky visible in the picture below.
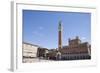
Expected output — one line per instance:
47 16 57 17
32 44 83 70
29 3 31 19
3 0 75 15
23 10 91 49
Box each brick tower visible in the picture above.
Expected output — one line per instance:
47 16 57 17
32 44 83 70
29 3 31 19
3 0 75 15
58 21 62 51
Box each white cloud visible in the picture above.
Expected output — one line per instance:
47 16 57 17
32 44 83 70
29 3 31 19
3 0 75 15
38 26 43 30
32 26 44 37
33 31 43 37
81 37 86 40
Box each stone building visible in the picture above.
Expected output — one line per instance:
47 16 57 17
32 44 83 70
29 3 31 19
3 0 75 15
56 21 91 60
47 49 57 60
22 42 40 62
37 47 49 59
60 36 91 60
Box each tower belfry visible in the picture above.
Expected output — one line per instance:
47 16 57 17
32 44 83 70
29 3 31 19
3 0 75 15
58 21 62 51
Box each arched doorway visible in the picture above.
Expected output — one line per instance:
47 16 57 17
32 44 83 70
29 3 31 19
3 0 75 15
56 51 61 60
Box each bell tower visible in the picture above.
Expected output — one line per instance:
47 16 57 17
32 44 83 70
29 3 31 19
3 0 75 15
58 21 62 51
